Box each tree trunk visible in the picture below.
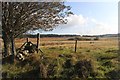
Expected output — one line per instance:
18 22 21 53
2 31 16 63
2 31 11 57
4 41 11 56
11 36 16 63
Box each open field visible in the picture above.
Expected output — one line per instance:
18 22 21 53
2 37 120 79
15 37 119 55
15 37 119 61
15 37 118 48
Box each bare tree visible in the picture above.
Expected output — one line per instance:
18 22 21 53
2 2 72 58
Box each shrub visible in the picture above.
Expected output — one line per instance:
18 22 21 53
74 60 94 79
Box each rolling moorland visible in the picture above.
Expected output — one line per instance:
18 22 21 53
1 34 120 79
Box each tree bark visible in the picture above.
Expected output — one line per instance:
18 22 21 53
11 36 16 63
2 31 16 63
2 31 11 57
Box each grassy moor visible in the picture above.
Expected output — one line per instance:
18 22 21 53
2 36 120 79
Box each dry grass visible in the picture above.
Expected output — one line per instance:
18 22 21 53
2 37 120 79
15 37 118 49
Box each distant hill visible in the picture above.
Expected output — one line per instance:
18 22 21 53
17 33 119 38
99 34 118 37
18 34 80 38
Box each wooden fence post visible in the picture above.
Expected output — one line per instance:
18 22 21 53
75 39 77 53
37 33 40 53
26 38 29 42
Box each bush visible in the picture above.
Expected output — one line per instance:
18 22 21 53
74 60 95 79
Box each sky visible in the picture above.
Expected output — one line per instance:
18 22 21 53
42 1 119 35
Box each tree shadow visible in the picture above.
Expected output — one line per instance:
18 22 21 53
105 70 120 80
2 68 40 79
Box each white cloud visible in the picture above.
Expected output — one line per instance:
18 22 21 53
67 14 87 26
54 14 118 35
62 14 87 28
88 18 117 35
91 18 97 23
89 23 112 35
